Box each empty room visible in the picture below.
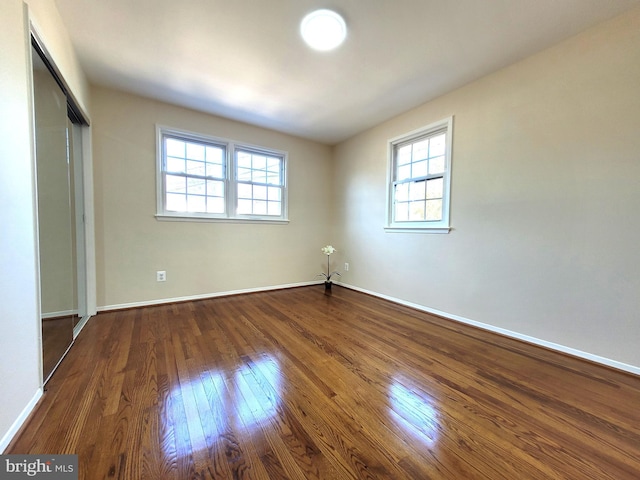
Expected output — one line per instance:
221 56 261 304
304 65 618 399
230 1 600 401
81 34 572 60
1 0 640 478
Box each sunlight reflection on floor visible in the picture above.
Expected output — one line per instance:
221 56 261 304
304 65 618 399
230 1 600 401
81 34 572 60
234 357 281 429
388 380 440 447
167 355 281 455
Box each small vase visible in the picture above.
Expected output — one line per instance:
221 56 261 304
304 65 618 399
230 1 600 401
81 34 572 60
324 281 332 291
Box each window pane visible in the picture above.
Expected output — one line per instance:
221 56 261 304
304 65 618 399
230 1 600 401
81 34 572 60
207 180 224 197
207 163 224 179
187 178 206 195
412 160 428 178
187 195 206 212
429 133 446 157
395 202 409 222
254 185 267 200
166 175 186 193
413 139 429 161
237 199 252 214
426 177 443 199
237 183 252 199
268 186 281 201
166 193 186 211
253 200 267 215
206 146 224 164
207 197 225 214
397 145 412 166
425 199 443 220
237 167 252 182
252 155 266 170
268 201 281 216
186 142 205 161
397 164 411 181
166 157 185 174
429 156 445 174
252 170 267 184
266 171 281 185
237 152 252 168
186 160 205 176
409 200 425 221
410 180 426 201
395 183 409 202
166 138 185 157
267 157 280 171
395 183 409 201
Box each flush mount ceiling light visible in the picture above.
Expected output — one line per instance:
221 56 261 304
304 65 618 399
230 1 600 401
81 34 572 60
300 9 347 51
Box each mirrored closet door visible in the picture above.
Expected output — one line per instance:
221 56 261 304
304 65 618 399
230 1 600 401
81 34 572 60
31 41 88 382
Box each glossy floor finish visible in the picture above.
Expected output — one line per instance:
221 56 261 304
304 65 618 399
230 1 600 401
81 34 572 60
7 286 640 479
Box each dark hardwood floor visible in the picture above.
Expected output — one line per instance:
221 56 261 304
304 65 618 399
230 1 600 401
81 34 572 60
6 286 640 479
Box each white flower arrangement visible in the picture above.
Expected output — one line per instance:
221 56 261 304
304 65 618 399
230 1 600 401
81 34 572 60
318 245 341 284
321 245 336 255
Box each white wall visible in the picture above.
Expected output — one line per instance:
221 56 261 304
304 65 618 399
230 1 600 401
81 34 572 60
0 0 90 451
91 86 333 309
0 0 43 450
333 8 640 370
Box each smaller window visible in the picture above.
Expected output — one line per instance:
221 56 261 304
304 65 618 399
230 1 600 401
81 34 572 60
386 117 453 233
156 127 288 222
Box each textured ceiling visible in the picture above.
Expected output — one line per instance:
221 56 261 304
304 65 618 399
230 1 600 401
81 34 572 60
55 0 640 144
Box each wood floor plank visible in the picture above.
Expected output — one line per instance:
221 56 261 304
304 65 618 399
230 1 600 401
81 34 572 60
6 286 640 479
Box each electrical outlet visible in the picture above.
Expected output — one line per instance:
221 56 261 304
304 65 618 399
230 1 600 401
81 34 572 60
157 271 166 282
344 262 349 271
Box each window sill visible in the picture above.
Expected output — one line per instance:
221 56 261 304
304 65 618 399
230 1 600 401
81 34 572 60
156 213 289 225
384 225 451 234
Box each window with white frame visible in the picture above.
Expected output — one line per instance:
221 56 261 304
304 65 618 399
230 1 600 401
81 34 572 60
387 117 453 232
235 148 284 217
156 127 287 222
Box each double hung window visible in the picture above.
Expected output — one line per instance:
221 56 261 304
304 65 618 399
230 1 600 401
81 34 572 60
157 127 287 222
387 117 453 232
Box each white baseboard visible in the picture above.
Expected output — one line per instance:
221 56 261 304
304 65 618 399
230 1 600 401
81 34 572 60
0 388 43 453
97 281 320 312
42 309 77 320
338 282 640 377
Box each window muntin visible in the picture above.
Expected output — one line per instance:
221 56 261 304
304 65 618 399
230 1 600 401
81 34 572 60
157 127 287 222
387 117 452 232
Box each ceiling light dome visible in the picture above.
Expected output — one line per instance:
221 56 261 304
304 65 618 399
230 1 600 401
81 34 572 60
300 9 347 51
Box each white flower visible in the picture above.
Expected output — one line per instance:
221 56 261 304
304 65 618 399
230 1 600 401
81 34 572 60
321 245 336 255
